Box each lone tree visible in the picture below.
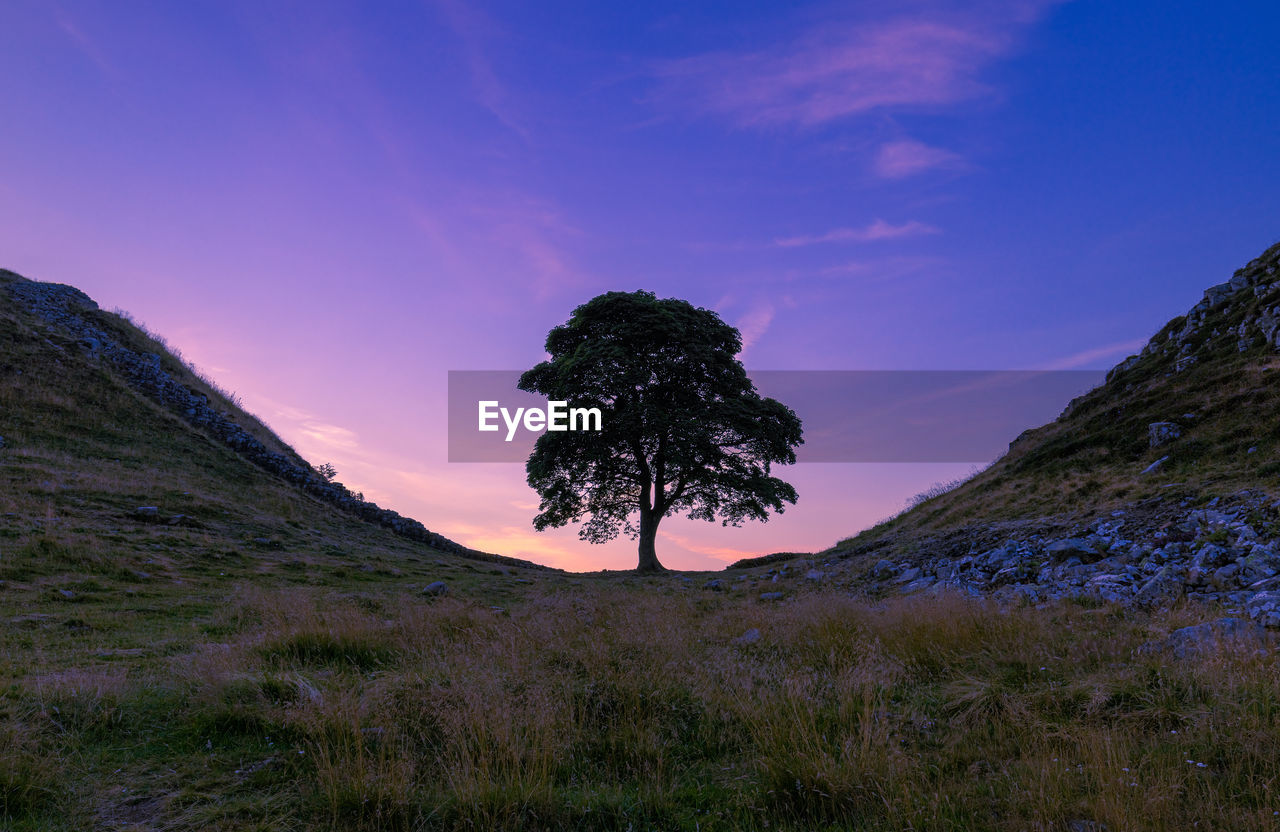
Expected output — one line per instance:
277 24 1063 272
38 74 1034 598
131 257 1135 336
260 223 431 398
518 290 803 572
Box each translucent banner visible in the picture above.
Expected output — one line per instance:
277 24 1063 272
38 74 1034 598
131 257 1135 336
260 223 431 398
447 370 1104 463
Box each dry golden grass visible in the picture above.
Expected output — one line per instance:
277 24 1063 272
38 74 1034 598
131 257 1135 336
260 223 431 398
67 586 1264 831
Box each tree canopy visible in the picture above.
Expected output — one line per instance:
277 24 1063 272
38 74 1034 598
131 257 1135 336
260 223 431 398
518 290 803 572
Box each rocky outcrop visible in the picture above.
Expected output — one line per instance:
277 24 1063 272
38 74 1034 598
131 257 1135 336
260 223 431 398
1114 240 1280 375
822 242 1280 620
2 273 544 570
840 490 1280 623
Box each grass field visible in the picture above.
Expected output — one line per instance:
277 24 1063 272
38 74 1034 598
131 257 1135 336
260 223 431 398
2 561 1279 830
4 270 1280 829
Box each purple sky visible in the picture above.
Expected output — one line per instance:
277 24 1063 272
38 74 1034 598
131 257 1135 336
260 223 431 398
3 0 1278 570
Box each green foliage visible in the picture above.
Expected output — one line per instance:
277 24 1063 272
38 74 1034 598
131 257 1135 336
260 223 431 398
519 291 803 571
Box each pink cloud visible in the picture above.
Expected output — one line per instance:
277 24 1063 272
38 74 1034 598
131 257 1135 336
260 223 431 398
657 2 1063 128
777 219 938 248
735 300 775 352
874 138 964 178
1042 338 1148 370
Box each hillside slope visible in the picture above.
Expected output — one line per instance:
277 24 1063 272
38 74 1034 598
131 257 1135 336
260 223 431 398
851 238 1280 541
725 240 1280 622
0 268 546 572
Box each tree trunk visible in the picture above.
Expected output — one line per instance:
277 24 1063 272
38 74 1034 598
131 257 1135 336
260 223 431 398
636 508 665 573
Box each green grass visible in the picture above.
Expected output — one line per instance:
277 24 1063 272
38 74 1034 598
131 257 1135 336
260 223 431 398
2 578 1278 830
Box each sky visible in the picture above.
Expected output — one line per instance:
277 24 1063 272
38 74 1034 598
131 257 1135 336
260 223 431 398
2 0 1278 571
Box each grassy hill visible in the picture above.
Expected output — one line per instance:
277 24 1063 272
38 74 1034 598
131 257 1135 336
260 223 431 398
820 239 1280 562
2 265 1280 830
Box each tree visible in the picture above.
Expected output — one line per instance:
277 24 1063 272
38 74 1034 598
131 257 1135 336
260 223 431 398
518 290 803 573
316 462 338 482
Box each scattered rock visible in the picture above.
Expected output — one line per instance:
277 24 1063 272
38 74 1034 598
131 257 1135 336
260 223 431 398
1192 544 1234 571
133 506 160 520
1134 566 1183 607
870 559 896 580
703 579 724 591
421 581 449 597
1210 563 1242 590
804 569 824 582
1046 538 1099 563
1067 819 1107 832
732 628 761 645
759 592 784 601
1149 422 1182 448
896 566 923 583
57 589 76 600
1143 617 1269 659
1246 591 1280 627
9 614 53 628
902 577 936 594
1141 455 1170 475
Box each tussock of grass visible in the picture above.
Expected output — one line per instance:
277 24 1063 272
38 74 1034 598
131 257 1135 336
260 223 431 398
0 711 63 825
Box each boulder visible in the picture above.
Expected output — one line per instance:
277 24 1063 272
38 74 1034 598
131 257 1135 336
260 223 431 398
1163 618 1268 659
421 581 449 597
1246 591 1280 627
1210 563 1242 590
870 559 896 580
901 577 935 594
895 566 923 583
1046 538 1101 564
1148 422 1182 448
1202 282 1235 307
1133 566 1184 607
732 628 761 646
1141 455 1169 475
1192 543 1235 570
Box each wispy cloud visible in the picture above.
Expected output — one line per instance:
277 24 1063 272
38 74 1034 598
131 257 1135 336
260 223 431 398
735 301 775 352
433 0 529 139
874 138 964 178
656 2 1062 128
298 422 360 450
250 395 361 454
1043 338 1147 370
657 530 762 563
54 10 118 78
404 187 589 299
477 190 586 296
777 219 937 248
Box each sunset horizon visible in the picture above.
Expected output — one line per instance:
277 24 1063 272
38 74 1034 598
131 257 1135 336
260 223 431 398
4 0 1277 571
